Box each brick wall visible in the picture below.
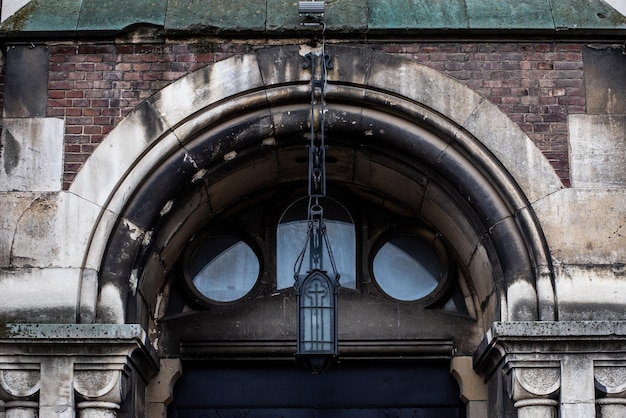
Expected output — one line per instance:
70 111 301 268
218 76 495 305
382 43 584 187
46 42 584 189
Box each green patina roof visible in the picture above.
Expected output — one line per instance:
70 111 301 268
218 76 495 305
2 0 626 38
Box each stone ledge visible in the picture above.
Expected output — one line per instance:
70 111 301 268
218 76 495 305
0 324 159 379
474 321 626 379
4 323 147 340
489 321 626 339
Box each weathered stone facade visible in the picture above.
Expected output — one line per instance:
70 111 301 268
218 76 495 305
1 0 626 417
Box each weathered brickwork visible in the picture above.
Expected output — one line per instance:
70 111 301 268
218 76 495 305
46 43 254 189
45 42 583 189
382 43 584 187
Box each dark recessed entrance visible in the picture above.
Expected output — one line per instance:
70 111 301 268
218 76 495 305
168 360 465 418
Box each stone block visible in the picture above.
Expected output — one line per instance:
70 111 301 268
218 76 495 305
150 55 264 132
0 267 82 324
463 99 563 204
9 192 101 269
3 46 48 118
555 265 626 321
368 51 483 129
0 118 64 192
0 193 39 267
533 188 626 264
69 102 169 209
569 114 626 187
583 46 626 115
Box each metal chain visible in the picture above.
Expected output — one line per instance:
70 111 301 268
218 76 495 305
294 33 339 283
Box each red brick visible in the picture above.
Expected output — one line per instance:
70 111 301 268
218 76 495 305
84 125 102 134
82 108 101 117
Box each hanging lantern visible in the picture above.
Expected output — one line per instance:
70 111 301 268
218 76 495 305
295 269 339 373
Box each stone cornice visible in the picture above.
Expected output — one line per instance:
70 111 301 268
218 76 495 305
474 321 626 379
1 0 625 41
0 324 159 381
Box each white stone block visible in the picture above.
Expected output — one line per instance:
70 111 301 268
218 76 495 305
10 192 101 268
0 267 82 323
533 188 626 265
0 118 64 192
0 192 39 267
570 115 626 188
555 265 626 320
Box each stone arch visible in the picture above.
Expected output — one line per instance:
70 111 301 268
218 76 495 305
71 45 560 332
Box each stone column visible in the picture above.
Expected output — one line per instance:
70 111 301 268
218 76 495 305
595 364 626 418
507 366 560 418
0 367 40 418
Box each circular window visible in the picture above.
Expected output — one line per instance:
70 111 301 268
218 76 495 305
372 234 443 302
187 235 261 303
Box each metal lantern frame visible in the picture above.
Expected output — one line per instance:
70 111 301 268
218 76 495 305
295 269 339 373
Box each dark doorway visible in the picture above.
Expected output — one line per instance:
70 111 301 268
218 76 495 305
168 360 465 418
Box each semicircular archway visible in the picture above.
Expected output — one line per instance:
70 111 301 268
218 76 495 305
75 46 559 347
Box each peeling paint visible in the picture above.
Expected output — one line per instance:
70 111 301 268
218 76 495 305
123 219 144 241
191 169 207 183
262 137 276 146
160 200 174 216
299 44 323 57
142 230 153 247
183 152 199 169
224 151 237 161
129 269 138 296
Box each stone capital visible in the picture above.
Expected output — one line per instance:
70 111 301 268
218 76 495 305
595 363 626 396
508 366 561 402
0 365 40 402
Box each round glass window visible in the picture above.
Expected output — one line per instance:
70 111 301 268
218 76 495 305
188 235 260 303
372 234 442 302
